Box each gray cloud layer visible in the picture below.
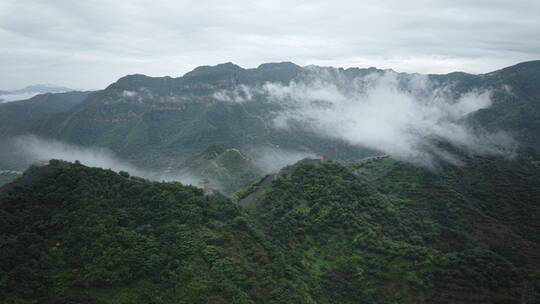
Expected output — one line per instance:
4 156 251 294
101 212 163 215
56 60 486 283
1 0 539 89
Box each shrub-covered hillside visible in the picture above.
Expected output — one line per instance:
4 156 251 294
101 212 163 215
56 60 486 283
1 153 540 303
0 162 304 304
246 152 540 303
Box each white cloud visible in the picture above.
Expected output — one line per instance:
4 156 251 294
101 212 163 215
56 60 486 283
213 85 258 103
247 146 315 173
217 70 516 166
0 92 40 103
9 135 203 186
121 90 137 98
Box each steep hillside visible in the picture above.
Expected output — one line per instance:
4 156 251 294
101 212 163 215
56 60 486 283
177 143 264 194
0 161 304 304
247 152 540 303
466 61 540 146
0 91 92 136
2 151 539 303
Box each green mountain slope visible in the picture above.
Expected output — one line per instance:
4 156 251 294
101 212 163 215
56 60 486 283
0 61 538 173
0 161 301 304
0 91 93 185
0 91 92 137
40 62 370 168
177 143 264 195
466 61 540 146
2 150 540 303
245 152 540 303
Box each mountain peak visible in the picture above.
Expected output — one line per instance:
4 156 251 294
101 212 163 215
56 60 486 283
256 61 300 70
183 62 244 79
19 84 72 93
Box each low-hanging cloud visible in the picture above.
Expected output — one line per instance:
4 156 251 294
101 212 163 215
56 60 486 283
246 146 315 173
6 136 315 192
13 135 145 175
9 135 202 186
213 84 258 103
0 92 42 103
216 71 516 166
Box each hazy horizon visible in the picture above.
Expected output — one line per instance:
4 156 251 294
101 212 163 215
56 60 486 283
2 59 538 92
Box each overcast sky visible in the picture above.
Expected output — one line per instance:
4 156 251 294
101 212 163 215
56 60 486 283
1 0 539 90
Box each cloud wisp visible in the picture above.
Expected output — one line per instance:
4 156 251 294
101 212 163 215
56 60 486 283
5 136 316 192
9 135 203 185
215 70 516 166
246 146 315 173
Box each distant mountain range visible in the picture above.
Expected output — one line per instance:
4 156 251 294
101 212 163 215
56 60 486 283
0 84 73 103
0 60 539 192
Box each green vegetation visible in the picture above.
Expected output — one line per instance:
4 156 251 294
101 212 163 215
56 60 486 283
0 91 91 137
2 60 540 302
179 143 264 194
0 164 294 303
465 60 540 147
1 60 539 174
1 150 540 303
247 152 540 303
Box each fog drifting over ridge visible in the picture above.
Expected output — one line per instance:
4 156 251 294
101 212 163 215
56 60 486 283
215 70 517 166
8 136 202 185
1 69 518 184
6 136 313 190
247 147 316 173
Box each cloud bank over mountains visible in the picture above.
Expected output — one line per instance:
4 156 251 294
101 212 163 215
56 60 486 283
215 70 516 165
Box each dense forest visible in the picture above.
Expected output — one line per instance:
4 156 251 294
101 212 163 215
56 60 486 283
1 59 540 304
2 0 539 302
1 150 539 303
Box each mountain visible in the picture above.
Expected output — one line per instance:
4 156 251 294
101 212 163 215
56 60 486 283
176 143 264 194
0 84 74 103
238 149 540 303
1 150 539 303
466 60 540 146
0 91 93 180
15 84 73 94
0 60 539 191
33 62 371 169
1 60 539 303
0 91 92 137
0 161 275 303
2 61 540 167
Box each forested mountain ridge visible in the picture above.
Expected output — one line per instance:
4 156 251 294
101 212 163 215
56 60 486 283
1 149 539 303
467 60 540 146
176 142 264 194
0 161 281 303
37 61 370 168
0 91 92 137
1 60 538 171
244 150 540 303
